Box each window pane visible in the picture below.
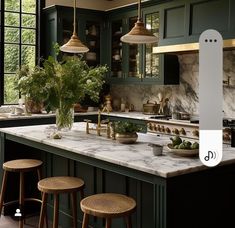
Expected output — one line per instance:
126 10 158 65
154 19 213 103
5 12 20 26
22 29 36 44
4 44 19 73
22 14 36 28
4 74 19 104
5 27 19 43
22 0 36 14
21 45 36 67
5 0 20 12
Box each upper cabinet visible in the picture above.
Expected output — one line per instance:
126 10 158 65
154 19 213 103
84 20 101 67
43 6 105 67
106 7 179 85
159 0 235 46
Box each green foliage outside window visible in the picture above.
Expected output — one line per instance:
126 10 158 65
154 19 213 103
2 0 37 104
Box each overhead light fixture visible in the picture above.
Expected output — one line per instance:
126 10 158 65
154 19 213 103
120 0 157 44
60 0 89 53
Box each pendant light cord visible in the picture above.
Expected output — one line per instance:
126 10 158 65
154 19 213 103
138 0 141 21
73 0 76 35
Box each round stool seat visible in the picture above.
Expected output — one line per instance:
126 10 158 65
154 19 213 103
38 176 84 194
3 159 43 172
81 193 136 218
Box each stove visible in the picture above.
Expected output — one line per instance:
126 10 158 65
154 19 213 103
147 116 233 144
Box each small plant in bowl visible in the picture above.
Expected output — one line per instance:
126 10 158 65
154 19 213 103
114 121 142 144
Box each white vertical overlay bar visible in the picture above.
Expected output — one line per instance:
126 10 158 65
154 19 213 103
199 29 223 167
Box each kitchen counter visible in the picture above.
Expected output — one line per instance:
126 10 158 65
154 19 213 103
1 122 235 228
0 122 233 178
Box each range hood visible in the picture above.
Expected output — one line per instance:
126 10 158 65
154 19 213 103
153 39 235 54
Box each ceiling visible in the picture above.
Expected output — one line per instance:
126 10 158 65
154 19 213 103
45 0 139 11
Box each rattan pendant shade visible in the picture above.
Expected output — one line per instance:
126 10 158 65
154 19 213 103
121 0 157 44
60 0 89 53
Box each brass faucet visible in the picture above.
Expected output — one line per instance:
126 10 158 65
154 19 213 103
84 110 111 138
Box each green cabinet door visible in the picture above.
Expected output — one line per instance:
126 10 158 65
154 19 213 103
43 5 104 67
158 0 234 45
106 10 138 84
106 6 179 85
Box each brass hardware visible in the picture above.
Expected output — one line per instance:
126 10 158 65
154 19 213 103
84 119 92 134
84 110 111 138
153 39 235 54
180 128 186 135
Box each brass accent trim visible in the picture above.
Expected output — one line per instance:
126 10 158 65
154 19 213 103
152 39 235 54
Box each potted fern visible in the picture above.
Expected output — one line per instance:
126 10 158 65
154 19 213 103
17 65 47 113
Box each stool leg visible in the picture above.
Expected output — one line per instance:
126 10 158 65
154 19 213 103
53 194 59 228
0 170 8 216
125 216 132 228
105 218 112 228
39 192 48 228
82 213 89 228
37 168 49 228
19 172 24 228
71 192 77 228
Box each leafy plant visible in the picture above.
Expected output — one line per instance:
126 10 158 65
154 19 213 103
16 65 48 105
114 121 142 134
16 53 108 113
42 55 108 112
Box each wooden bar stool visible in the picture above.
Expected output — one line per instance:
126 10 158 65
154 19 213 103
0 159 43 228
38 176 85 228
80 193 136 228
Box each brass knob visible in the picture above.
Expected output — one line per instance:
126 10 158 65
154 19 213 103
157 125 161 132
165 127 171 133
180 128 186 135
192 129 199 137
147 123 153 130
173 128 179 135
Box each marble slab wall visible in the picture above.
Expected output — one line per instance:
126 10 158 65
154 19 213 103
110 51 235 118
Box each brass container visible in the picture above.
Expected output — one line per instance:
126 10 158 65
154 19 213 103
115 132 138 144
143 101 160 115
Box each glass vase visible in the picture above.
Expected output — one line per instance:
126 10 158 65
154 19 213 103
56 106 74 131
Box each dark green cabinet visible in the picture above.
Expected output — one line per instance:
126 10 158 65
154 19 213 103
43 0 235 85
159 0 235 46
106 7 179 85
106 10 138 82
43 5 105 67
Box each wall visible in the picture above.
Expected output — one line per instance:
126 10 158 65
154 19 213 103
45 0 137 11
110 51 235 118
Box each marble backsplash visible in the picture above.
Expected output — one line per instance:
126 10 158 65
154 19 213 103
110 51 235 118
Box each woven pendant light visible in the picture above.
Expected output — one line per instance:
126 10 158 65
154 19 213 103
121 0 157 44
60 0 89 53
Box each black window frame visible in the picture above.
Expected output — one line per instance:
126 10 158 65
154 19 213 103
0 0 45 105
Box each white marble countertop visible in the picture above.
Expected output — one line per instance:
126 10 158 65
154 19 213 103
1 122 234 178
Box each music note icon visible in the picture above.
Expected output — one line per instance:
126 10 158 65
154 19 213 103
204 151 216 161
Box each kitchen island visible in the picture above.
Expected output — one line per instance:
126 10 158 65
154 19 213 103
0 123 235 228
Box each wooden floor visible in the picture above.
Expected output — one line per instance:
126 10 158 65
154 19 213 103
0 215 57 228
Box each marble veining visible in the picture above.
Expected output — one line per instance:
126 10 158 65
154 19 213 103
111 51 235 118
1 122 235 178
